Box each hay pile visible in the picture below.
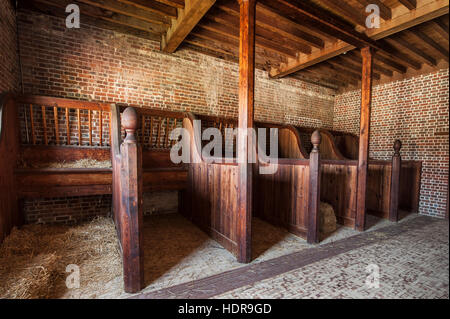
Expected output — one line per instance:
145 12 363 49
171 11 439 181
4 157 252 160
0 217 122 299
319 202 337 234
19 158 112 169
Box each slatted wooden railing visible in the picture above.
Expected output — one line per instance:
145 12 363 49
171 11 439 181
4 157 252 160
17 95 111 147
117 106 186 150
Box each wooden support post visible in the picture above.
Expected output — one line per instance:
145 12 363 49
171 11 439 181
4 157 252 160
237 0 255 263
389 140 402 222
308 130 321 244
355 47 374 231
120 107 144 293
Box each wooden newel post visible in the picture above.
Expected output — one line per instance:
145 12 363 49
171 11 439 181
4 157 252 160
120 107 144 293
308 130 321 244
389 139 402 222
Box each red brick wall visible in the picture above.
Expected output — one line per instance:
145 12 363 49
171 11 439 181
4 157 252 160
23 195 111 224
16 9 335 224
334 68 449 218
0 0 19 92
17 9 335 127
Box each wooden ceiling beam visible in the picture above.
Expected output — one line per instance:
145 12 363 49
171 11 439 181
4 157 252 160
154 0 185 9
374 55 408 74
430 18 449 40
399 0 417 10
314 65 359 86
32 0 167 34
216 1 324 49
118 0 178 18
269 0 449 78
339 50 394 77
409 28 450 61
332 56 381 80
318 0 367 27
185 36 280 70
300 68 350 88
344 51 394 77
77 0 171 26
290 73 341 90
161 0 215 53
199 19 298 58
376 40 422 70
324 61 362 80
259 0 380 49
356 0 392 21
19 0 161 40
387 36 437 66
209 8 312 54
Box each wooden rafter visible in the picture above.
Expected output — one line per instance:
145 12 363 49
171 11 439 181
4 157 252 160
431 18 449 39
118 0 178 18
269 0 449 78
356 0 392 21
161 0 216 53
198 19 298 57
77 0 171 26
217 1 324 49
318 0 367 27
387 36 437 66
21 0 163 40
154 0 185 9
399 0 417 10
409 28 450 61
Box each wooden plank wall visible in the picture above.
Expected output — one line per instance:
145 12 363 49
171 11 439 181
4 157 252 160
0 94 20 242
366 161 392 219
399 161 422 213
321 162 358 227
187 162 240 256
183 115 240 257
254 161 310 239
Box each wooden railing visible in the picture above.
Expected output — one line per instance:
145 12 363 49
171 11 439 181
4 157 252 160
118 106 186 150
17 95 111 147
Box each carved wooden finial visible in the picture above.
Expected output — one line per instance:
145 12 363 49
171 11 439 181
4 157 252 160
393 139 402 156
311 130 321 151
122 107 139 142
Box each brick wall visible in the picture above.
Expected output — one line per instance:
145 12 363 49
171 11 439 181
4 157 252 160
16 9 335 224
0 0 19 92
334 68 449 218
24 195 111 224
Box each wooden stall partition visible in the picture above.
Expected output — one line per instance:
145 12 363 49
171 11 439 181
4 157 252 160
254 129 322 243
317 129 348 160
0 93 21 242
366 160 392 219
110 105 144 293
334 133 359 160
399 160 422 214
278 126 308 159
255 159 310 239
183 114 242 258
320 160 358 228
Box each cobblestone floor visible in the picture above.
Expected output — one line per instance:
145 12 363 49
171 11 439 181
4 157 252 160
214 217 448 299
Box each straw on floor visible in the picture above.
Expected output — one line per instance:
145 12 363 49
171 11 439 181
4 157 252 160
0 217 121 299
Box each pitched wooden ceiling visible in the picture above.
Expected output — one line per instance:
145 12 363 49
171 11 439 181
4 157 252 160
21 0 449 90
